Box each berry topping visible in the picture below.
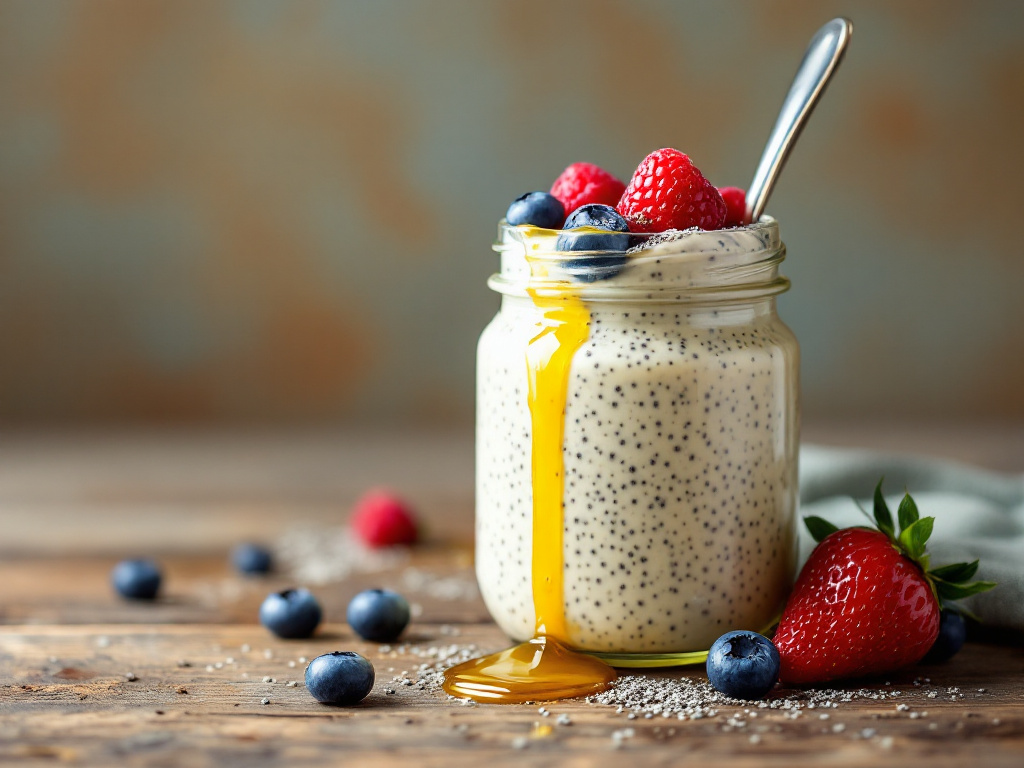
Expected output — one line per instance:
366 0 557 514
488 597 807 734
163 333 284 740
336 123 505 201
111 559 162 600
718 186 748 227
347 588 411 642
259 588 322 639
231 543 273 575
550 162 626 217
616 148 726 232
775 481 996 685
922 609 967 664
506 191 565 229
351 489 418 548
305 652 375 706
554 204 630 283
706 631 781 700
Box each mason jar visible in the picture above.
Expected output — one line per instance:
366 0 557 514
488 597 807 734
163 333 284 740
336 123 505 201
475 217 800 664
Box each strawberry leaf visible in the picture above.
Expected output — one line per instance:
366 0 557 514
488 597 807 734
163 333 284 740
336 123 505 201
897 493 919 532
804 516 839 543
930 560 980 583
897 516 933 560
934 579 997 601
872 479 895 538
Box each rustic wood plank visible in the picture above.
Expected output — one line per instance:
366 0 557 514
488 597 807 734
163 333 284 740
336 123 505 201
0 430 1021 765
1 624 1022 767
0 548 487 627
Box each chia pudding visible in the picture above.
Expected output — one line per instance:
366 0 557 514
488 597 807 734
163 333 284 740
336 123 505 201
476 217 799 655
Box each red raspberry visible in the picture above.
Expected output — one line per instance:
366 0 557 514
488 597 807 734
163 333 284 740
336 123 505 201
350 489 418 548
719 186 747 228
616 148 726 232
550 162 626 220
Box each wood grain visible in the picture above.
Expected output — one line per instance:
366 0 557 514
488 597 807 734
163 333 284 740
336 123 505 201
0 430 1022 766
1 623 1022 767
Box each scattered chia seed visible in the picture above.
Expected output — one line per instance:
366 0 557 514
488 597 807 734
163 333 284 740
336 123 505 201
262 676 274 683
511 736 528 750
125 672 137 682
276 527 408 585
286 681 298 687
240 644 251 653
261 698 270 705
587 675 924 722
611 727 635 749
556 714 572 726
176 660 191 668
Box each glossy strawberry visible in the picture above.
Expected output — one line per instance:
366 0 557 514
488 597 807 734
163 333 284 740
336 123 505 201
775 481 995 685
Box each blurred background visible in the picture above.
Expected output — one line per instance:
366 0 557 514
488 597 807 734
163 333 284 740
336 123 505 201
1 0 1022 429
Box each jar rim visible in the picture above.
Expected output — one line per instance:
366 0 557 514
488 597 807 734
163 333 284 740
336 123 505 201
489 216 789 303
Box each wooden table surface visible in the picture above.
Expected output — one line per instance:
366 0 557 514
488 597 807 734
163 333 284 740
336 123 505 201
1 426 1022 767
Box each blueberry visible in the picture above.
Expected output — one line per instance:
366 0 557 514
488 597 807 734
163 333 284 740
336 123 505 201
260 588 322 638
922 610 967 664
346 588 410 642
231 543 273 575
305 651 375 705
506 191 565 229
706 631 780 700
111 559 161 600
555 203 630 282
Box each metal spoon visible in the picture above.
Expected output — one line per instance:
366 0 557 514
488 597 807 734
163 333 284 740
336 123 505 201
744 17 853 224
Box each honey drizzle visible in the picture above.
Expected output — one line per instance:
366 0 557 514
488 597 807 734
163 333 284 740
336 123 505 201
523 289 590 641
443 243 616 703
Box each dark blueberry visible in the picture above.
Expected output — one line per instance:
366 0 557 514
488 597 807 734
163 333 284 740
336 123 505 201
506 191 565 229
231 543 273 575
111 559 161 600
346 588 410 642
305 651 375 706
706 631 780 700
922 610 967 664
260 588 322 639
555 203 630 282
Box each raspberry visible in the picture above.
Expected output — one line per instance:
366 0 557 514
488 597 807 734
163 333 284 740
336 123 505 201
350 489 418 548
550 162 626 220
719 186 747 228
616 148 726 232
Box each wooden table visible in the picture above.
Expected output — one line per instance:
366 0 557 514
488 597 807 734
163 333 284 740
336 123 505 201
1 427 1022 766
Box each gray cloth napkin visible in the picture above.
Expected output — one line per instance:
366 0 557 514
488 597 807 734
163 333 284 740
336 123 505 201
799 445 1024 631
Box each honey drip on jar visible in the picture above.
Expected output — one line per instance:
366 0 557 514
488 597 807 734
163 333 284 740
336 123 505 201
444 243 616 703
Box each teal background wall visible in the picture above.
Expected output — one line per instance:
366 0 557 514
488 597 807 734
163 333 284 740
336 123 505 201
1 0 1022 425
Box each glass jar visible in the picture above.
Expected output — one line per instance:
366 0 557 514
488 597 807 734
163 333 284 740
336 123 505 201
475 217 799 663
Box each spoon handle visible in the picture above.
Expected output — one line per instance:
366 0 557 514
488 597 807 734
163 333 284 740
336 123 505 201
744 18 853 224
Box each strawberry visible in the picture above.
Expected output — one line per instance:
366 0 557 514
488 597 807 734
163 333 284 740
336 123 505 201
350 489 419 548
550 162 626 220
616 148 726 232
774 480 995 685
